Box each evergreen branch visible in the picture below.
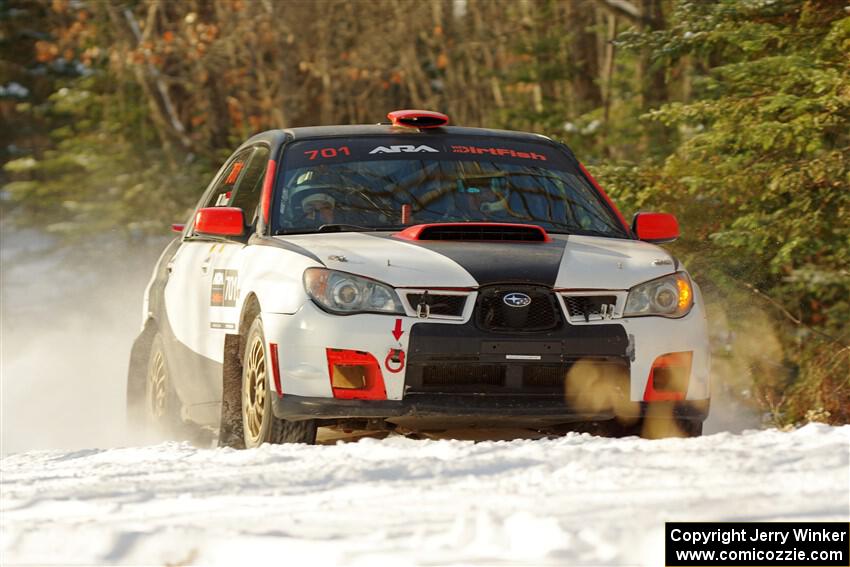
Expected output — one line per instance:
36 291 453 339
742 282 847 347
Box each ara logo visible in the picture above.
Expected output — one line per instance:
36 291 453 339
503 292 532 308
369 144 439 154
211 269 238 307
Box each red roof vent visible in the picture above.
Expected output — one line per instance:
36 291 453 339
394 223 550 242
387 109 449 129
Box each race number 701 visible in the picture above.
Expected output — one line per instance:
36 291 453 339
303 146 351 160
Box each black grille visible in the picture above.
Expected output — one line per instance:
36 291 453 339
421 365 505 387
405 293 467 317
415 224 547 242
406 359 629 395
522 366 567 388
475 285 562 333
563 295 618 322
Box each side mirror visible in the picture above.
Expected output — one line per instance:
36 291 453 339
194 207 245 237
633 212 680 243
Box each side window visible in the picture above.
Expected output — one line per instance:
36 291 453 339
202 148 254 209
230 146 270 225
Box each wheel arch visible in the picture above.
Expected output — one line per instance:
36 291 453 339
238 293 262 339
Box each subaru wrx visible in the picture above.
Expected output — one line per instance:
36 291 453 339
127 110 710 447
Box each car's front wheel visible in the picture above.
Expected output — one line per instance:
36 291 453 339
241 316 317 447
637 401 704 438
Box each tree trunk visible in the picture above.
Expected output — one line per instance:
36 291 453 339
638 0 667 111
566 0 603 115
637 0 670 155
102 3 192 167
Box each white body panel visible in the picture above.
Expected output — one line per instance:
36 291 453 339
235 245 322 314
156 231 711 415
283 233 478 288
164 241 222 360
554 235 677 290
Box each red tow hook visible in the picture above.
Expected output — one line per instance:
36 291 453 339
384 348 405 374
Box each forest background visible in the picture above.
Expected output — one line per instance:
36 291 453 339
1 0 847 425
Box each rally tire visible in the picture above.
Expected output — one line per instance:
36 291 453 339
573 412 703 439
241 316 317 447
638 402 704 439
218 334 246 449
677 419 703 437
268 417 319 445
126 337 149 427
140 332 181 432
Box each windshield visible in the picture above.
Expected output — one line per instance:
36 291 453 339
275 136 628 237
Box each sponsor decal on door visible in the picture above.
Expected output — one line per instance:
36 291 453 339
211 269 238 307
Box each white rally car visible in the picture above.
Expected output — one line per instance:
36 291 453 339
127 110 710 447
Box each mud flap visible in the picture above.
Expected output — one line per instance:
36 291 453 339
219 333 245 448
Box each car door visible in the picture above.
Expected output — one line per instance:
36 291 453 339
206 144 271 339
162 147 258 417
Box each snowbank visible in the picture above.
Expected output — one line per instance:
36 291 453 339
2 425 847 565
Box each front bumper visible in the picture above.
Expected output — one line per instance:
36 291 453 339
263 294 710 420
272 393 710 424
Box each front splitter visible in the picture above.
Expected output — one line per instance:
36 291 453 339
273 393 709 426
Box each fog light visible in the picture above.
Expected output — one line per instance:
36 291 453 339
331 364 366 389
326 349 387 400
643 351 692 402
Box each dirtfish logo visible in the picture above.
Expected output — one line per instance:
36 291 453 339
369 145 439 154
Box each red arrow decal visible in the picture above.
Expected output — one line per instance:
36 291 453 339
392 319 404 341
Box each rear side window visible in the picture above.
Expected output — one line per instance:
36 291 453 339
230 146 270 224
203 148 253 210
200 145 270 229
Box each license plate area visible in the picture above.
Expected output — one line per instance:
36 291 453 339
479 340 562 363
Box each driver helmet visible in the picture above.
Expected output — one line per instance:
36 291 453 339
289 170 345 220
301 192 336 217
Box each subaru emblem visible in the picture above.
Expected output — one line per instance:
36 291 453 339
503 292 532 308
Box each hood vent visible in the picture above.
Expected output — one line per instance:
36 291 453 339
395 223 550 242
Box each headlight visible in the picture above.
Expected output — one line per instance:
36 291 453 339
624 272 693 318
303 268 404 315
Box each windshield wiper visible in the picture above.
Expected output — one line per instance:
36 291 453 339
548 228 625 238
316 224 380 233
275 224 391 235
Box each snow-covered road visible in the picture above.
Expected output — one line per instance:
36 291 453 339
2 425 848 566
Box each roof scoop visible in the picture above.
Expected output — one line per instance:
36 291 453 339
387 109 449 129
394 223 550 242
